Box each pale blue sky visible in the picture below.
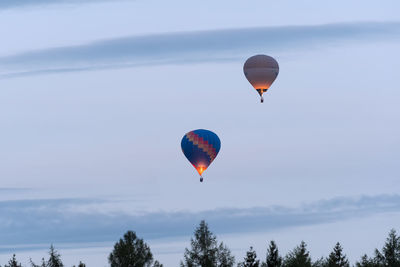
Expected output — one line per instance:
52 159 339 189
0 1 399 266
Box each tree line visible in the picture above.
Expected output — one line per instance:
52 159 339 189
3 220 399 267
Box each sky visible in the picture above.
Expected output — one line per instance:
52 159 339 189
0 0 399 266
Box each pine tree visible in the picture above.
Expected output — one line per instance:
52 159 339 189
326 242 349 267
30 257 46 267
181 220 235 267
355 254 381 267
381 229 400 267
47 245 64 267
238 246 260 267
153 261 164 267
5 254 22 267
262 241 282 267
282 241 312 267
108 230 156 267
73 262 85 267
30 245 63 267
217 242 235 267
357 229 400 267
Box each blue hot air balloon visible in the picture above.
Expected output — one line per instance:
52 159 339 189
181 129 221 182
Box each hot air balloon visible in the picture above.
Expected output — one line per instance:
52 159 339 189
243 54 279 103
181 129 221 182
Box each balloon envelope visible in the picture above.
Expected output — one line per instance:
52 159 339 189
243 54 279 98
181 129 221 176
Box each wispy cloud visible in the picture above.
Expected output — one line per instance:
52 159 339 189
1 22 399 79
0 194 399 248
0 0 119 10
0 188 29 192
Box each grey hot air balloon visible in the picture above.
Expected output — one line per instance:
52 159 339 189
243 54 279 103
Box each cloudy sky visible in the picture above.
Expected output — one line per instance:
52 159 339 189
0 1 399 266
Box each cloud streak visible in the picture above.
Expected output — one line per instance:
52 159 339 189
0 194 399 249
0 0 119 10
1 22 399 78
